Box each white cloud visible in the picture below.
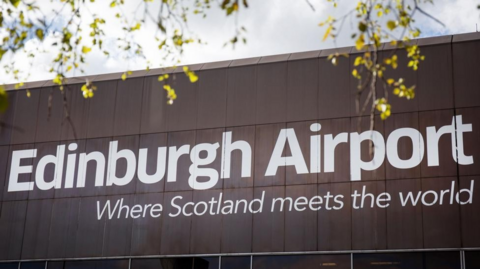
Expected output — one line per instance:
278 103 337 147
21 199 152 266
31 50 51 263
1 0 479 84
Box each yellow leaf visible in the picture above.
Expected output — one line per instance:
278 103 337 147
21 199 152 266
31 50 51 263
121 73 127 81
323 25 332 41
354 56 363 66
387 79 395 85
82 46 92 54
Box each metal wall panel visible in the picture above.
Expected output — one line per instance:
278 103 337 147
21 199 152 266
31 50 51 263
21 199 53 259
254 123 286 187
255 63 287 124
220 188 253 253
417 44 454 111
130 193 164 255
35 87 63 143
317 182 352 250
85 80 117 138
226 66 256 127
196 69 227 129
160 191 193 255
453 40 480 108
0 200 28 260
140 76 168 134
286 59 318 122
421 177 461 248
284 185 317 251
190 189 223 254
135 133 167 194
61 84 89 141
11 90 40 145
252 186 285 252
113 78 144 136
166 75 197 132
385 178 424 249
0 92 17 145
318 57 351 119
47 198 80 258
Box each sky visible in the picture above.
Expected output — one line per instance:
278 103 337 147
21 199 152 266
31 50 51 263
1 0 479 84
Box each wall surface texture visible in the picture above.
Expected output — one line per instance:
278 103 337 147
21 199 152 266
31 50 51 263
0 33 480 261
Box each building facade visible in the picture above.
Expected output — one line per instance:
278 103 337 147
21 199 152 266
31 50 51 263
0 33 480 269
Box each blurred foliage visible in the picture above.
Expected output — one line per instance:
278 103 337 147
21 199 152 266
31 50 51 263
320 0 443 124
0 0 248 113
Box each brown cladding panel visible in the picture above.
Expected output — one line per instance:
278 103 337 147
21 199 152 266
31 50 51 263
416 44 454 111
318 56 351 119
166 74 197 132
252 186 285 252
380 50 418 113
456 107 480 176
384 112 422 180
192 128 224 190
223 126 255 189
85 80 117 138
453 40 480 107
226 66 256 127
386 178 424 249
135 133 167 194
161 191 193 255
0 92 17 145
75 138 110 197
254 123 286 187
421 177 461 248
284 185 317 251
47 198 80 258
106 135 139 196
11 89 40 145
221 188 253 253
285 121 317 185
55 140 86 198
286 59 318 122
0 200 27 260
35 87 63 142
318 118 351 184
113 78 144 136
29 141 60 200
0 146 8 201
351 181 387 250
317 182 352 251
140 76 168 134
196 69 227 129
460 176 480 247
165 131 196 192
130 193 163 256
255 63 287 124
350 116 386 181
74 196 107 257
102 195 134 257
21 199 53 259
419 110 457 178
190 189 223 254
61 84 89 141
348 52 383 117
3 144 34 201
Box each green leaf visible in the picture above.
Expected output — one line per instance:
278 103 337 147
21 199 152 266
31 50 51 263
387 20 397 31
35 29 44 40
358 22 367 32
9 0 21 8
0 49 6 61
0 86 8 113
